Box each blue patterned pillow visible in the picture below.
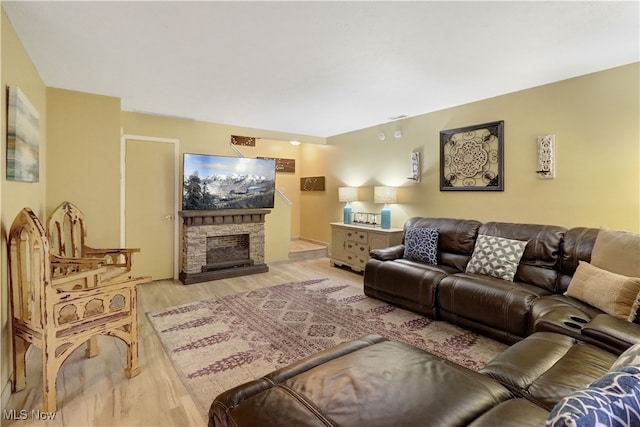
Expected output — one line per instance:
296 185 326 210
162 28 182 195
466 234 528 282
546 366 640 427
403 227 439 265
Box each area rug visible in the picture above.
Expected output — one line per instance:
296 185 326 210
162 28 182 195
147 278 508 415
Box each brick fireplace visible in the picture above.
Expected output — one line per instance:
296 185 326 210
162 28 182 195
178 209 270 284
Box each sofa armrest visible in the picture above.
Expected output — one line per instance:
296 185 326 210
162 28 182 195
369 244 405 261
581 314 640 354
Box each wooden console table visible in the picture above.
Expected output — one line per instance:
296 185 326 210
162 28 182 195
330 222 403 273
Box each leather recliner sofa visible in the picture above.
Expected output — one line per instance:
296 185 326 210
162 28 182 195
364 217 640 351
209 332 640 426
208 218 640 426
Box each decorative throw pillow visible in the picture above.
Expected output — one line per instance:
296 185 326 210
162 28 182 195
403 227 439 265
465 234 527 282
591 228 640 278
565 261 640 321
610 342 640 372
546 366 640 427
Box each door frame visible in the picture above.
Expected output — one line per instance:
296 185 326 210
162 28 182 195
120 133 180 280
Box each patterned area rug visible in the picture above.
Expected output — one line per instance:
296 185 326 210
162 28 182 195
147 278 508 415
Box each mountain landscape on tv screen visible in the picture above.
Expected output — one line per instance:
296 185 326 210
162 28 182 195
183 171 275 210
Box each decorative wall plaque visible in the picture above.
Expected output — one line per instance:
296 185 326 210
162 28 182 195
258 156 295 173
300 176 325 191
440 121 504 191
231 135 256 146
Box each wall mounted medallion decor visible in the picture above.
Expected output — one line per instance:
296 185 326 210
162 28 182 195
258 156 295 173
300 176 325 191
440 120 504 191
6 86 40 182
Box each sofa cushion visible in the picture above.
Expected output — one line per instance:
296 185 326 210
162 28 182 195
480 332 615 410
363 258 447 318
557 227 600 294
403 227 439 264
545 366 640 427
565 261 640 321
467 398 550 427
466 234 527 282
438 274 550 342
402 217 482 271
591 228 640 278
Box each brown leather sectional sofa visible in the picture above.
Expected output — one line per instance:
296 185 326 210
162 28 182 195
209 218 640 426
210 332 640 426
364 217 639 352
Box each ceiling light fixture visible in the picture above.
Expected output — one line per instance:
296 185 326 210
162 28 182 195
289 140 301 146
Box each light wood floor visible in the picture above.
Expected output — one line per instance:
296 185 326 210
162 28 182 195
2 258 362 427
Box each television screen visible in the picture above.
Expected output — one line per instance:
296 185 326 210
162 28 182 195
182 153 276 210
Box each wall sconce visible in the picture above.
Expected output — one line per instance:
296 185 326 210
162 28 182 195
536 135 555 179
374 186 397 229
408 152 420 182
338 187 358 224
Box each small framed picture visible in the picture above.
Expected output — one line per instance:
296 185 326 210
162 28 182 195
300 176 325 191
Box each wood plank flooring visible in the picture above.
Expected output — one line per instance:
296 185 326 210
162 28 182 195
2 258 362 427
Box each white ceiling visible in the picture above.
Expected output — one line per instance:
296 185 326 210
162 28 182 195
3 1 639 138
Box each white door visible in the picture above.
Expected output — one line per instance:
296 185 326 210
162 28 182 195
125 138 177 280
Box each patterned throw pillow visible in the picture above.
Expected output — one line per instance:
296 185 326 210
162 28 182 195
403 227 439 265
610 342 640 372
546 366 640 427
465 234 528 282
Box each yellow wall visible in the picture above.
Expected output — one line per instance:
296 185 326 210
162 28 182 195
1 8 47 407
300 63 640 244
46 88 122 245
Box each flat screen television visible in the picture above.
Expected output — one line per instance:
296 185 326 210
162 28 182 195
182 153 276 210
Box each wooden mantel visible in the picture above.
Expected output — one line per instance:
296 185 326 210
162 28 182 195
178 209 270 226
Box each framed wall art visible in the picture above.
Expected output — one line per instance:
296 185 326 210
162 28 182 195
6 86 40 182
440 120 504 191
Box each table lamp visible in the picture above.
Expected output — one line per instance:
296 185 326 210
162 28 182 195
374 186 397 229
338 187 358 224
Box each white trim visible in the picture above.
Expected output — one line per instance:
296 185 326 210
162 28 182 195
121 134 180 280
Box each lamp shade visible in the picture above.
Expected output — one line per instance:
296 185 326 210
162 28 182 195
374 186 397 204
338 187 358 202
